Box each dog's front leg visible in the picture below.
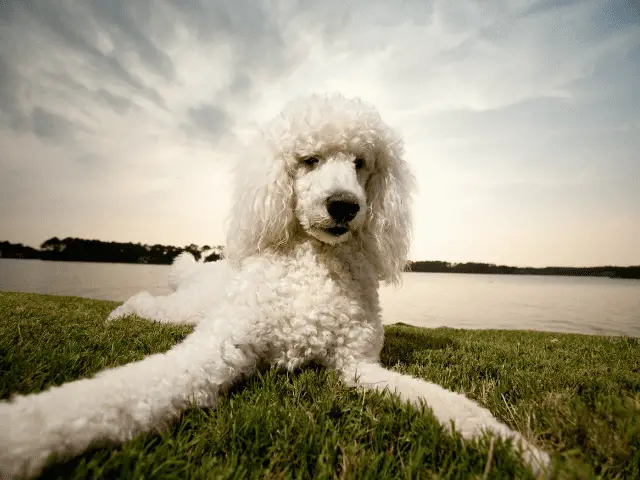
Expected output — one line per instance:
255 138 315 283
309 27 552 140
0 326 256 479
340 361 550 475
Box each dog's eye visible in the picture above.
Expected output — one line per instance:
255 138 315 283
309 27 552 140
302 156 320 167
354 157 365 170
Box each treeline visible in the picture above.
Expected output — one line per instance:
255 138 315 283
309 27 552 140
0 238 224 264
406 261 640 279
1 239 639 278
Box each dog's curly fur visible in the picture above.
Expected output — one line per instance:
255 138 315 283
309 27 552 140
0 93 549 478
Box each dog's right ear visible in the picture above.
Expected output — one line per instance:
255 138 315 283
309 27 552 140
226 136 296 264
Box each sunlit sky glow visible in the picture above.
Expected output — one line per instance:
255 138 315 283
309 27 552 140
1 0 639 267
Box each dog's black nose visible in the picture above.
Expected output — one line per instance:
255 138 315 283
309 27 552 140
326 193 360 223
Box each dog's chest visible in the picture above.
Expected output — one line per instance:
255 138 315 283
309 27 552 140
247 249 383 370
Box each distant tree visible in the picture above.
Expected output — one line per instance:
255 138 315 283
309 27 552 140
204 251 222 262
0 241 39 259
40 237 63 252
3 237 638 278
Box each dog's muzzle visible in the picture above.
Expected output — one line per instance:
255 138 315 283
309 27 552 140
324 192 360 237
326 192 360 223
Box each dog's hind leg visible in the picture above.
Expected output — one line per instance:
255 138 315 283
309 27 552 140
340 361 550 475
107 289 212 325
107 258 229 325
0 325 256 479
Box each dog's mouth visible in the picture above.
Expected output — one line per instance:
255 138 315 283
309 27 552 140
325 226 349 236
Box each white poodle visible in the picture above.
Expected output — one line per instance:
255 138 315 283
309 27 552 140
0 93 550 478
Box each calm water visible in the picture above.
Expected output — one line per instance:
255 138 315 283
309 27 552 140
0 258 638 337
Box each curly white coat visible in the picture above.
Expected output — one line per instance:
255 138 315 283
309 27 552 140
0 94 550 478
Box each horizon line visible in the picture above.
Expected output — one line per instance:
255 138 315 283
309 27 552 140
1 238 639 270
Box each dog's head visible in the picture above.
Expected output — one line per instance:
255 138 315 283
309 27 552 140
227 93 415 284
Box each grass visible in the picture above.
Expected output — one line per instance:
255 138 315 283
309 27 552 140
0 291 638 479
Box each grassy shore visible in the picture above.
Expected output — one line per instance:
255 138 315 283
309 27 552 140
0 292 638 479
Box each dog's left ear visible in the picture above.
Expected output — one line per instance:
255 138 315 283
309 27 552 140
226 136 296 264
363 132 416 285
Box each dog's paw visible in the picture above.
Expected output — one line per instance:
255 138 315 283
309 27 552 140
519 441 551 478
479 422 550 477
0 401 49 480
106 292 156 322
106 304 132 321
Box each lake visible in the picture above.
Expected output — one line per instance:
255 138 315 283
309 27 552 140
0 258 638 337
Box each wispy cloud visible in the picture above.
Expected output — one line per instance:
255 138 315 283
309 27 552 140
0 0 638 266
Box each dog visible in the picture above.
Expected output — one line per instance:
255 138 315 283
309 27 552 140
0 93 550 478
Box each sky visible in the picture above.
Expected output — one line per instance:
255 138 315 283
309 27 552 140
0 0 639 267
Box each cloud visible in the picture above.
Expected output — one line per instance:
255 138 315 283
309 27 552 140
0 0 638 266
86 0 176 81
185 104 233 142
31 107 77 141
95 89 135 114
0 56 16 113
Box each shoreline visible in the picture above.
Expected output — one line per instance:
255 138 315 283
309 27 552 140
2 256 640 280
